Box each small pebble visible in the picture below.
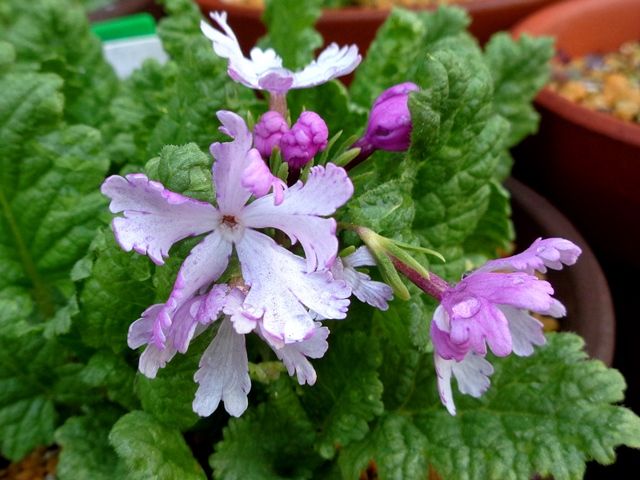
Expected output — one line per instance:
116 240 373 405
550 41 640 124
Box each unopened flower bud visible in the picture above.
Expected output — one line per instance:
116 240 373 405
363 82 419 151
241 148 287 205
253 111 289 158
280 111 329 169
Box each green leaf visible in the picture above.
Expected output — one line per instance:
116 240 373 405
80 350 139 411
211 379 319 479
0 68 110 325
338 414 430 480
77 230 155 352
301 331 384 459
145 143 214 203
0 333 68 460
462 180 514 260
261 0 323 70
484 33 554 148
346 179 415 238
1 0 118 127
416 334 640 480
409 47 511 280
55 410 128 480
110 411 206 480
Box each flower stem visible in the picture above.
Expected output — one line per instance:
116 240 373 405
269 92 288 117
391 256 449 301
344 137 375 171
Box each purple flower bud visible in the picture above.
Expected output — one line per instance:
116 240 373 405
253 111 289 158
280 111 329 169
241 148 286 205
363 82 419 152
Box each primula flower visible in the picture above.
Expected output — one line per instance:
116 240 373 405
332 246 394 311
281 111 329 169
200 12 361 94
240 148 287 205
101 110 354 351
128 283 329 417
430 238 582 415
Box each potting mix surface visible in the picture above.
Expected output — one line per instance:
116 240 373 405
550 41 640 124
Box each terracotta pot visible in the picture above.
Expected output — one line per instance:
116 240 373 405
196 0 560 53
508 177 615 365
511 0 640 267
88 0 164 22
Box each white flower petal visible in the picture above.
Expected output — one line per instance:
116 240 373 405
261 322 329 386
451 353 494 398
499 305 546 357
434 354 456 416
242 163 353 271
236 229 350 343
101 174 219 265
193 318 251 417
291 43 361 89
333 254 393 310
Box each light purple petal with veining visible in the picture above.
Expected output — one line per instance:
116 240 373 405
193 318 251 417
343 246 377 268
242 163 354 271
262 322 329 385
236 229 350 343
211 111 254 215
500 305 546 357
292 43 361 89
153 230 233 348
101 174 219 265
127 305 177 378
461 272 555 314
478 237 582 275
333 254 393 310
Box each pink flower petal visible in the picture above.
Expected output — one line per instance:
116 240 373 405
101 174 219 265
478 237 582 275
153 230 233 348
211 111 254 215
193 318 251 417
236 229 350 343
242 163 354 271
260 322 329 386
336 247 393 310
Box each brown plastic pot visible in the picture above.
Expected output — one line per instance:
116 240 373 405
88 0 164 22
508 177 615 365
511 0 640 267
197 0 560 53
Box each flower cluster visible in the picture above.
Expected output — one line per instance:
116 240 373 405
102 11 583 419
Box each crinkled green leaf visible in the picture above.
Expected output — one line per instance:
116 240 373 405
145 143 214 203
211 379 319 479
1 0 118 127
414 334 640 480
409 47 511 280
77 230 155 352
484 33 554 148
261 0 323 70
81 350 139 411
0 333 73 460
462 180 514 259
346 179 415 238
338 414 430 480
55 410 127 480
109 411 206 480
301 331 384 459
1 67 109 329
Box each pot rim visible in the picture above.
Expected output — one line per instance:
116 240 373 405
512 0 640 148
198 0 559 20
